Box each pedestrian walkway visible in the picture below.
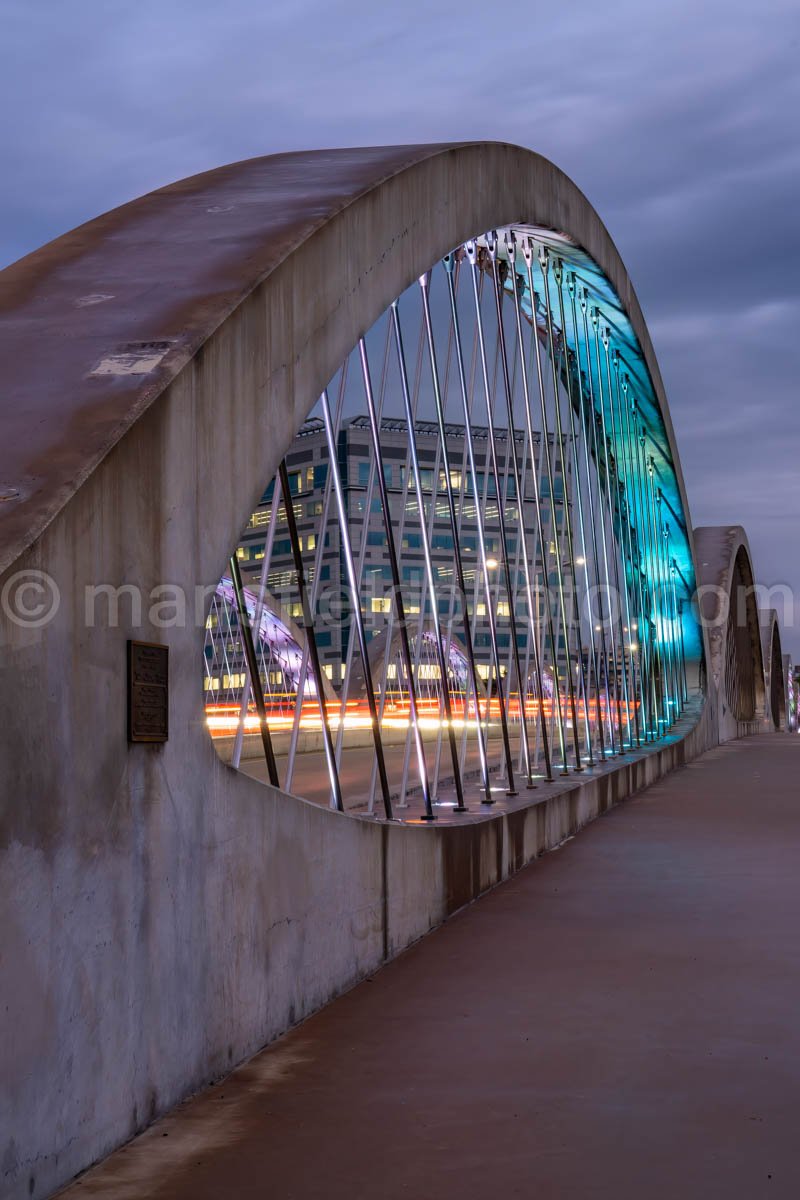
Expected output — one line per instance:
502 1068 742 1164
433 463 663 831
62 735 800 1200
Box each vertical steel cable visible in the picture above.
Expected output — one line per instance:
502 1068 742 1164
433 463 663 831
620 380 656 742
652 485 675 724
520 242 572 771
502 231 557 780
589 311 628 750
552 259 599 763
393 294 468 811
558 282 602 762
643 450 669 730
445 251 518 795
566 274 610 759
399 406 444 807
671 564 688 704
278 459 343 809
662 523 680 716
658 505 679 721
598 325 635 749
607 349 643 747
229 553 280 786
579 292 621 753
419 270 494 802
231 469 282 769
468 238 536 786
359 338 435 819
334 336 388 772
530 244 583 770
320 388 393 818
487 232 553 782
286 364 349 791
368 310 426 811
633 412 668 733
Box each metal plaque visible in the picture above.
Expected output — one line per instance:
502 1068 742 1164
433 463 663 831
127 640 169 743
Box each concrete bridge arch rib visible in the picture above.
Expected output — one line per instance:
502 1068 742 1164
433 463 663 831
1 143 713 1200
693 525 766 741
760 608 785 731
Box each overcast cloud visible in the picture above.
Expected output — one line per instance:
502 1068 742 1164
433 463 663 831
2 0 798 647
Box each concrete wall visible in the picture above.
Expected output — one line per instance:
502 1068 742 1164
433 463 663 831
0 447 720 1200
693 525 766 741
0 643 715 1200
0 145 723 1200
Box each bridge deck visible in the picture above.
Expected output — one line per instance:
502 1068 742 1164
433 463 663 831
64 735 800 1199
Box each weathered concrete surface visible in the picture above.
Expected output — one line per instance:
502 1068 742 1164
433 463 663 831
58 734 800 1200
0 143 697 584
0 144 714 1200
0 690 710 1200
693 525 765 739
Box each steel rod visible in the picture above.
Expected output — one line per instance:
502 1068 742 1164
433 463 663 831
589 311 627 750
495 231 554 780
607 349 643 747
394 293 468 810
530 243 583 770
445 250 517 796
359 338 435 819
567 274 610 759
278 460 343 811
579 291 619 753
417 274 494 803
320 388 393 819
521 240 572 771
553 259 598 763
229 553 280 787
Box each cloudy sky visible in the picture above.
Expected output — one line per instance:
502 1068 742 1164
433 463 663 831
2 0 799 647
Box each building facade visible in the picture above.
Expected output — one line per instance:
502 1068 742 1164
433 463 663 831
204 414 571 709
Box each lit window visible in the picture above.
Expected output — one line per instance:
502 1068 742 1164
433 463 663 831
371 597 391 614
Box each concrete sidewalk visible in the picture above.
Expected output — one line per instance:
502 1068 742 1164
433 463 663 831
61 735 800 1200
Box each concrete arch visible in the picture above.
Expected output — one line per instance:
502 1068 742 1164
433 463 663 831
0 144 717 1199
760 609 785 731
693 525 765 740
0 145 699 648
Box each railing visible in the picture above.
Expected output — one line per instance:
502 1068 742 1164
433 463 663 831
205 228 695 817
